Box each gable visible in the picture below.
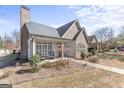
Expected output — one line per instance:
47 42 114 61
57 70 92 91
57 20 76 37
91 37 97 43
62 21 81 39
76 30 88 45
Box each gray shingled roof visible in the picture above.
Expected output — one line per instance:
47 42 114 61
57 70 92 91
57 19 77 37
26 22 60 38
88 35 97 43
73 28 89 44
73 30 82 40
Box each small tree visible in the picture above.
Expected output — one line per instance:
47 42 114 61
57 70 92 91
30 54 41 73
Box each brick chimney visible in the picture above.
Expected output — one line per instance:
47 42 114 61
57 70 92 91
20 5 30 28
20 5 30 60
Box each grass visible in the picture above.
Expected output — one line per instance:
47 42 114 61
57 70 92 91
14 68 124 88
97 52 124 69
98 53 124 62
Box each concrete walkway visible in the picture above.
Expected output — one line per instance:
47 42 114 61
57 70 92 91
43 58 124 75
71 58 124 75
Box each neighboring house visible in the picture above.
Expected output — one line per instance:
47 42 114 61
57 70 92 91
20 6 89 60
88 35 98 52
88 35 109 52
97 42 109 52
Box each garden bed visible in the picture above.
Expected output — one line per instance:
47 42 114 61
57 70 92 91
0 60 92 86
14 68 124 88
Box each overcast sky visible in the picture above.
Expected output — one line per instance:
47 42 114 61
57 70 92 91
0 5 124 37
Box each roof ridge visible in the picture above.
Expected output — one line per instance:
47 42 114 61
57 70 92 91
57 19 78 37
57 19 77 29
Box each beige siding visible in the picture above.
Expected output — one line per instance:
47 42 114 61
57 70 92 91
75 31 88 59
63 23 79 39
64 41 76 57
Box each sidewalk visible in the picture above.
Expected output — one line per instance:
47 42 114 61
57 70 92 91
0 49 10 58
71 58 124 75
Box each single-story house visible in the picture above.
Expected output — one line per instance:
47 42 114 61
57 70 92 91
88 35 98 52
20 6 89 60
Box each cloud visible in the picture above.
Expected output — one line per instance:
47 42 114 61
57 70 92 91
68 5 124 35
68 5 82 10
50 23 65 28
0 18 18 37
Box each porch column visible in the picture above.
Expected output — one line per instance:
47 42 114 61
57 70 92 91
28 37 32 59
100 44 102 52
32 38 36 55
61 42 64 60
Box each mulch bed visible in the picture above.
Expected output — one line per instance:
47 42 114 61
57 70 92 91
0 61 95 85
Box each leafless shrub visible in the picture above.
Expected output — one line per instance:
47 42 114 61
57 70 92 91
87 56 99 63
41 60 69 70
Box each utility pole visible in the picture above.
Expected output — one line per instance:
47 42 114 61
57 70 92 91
5 32 6 52
0 36 1 49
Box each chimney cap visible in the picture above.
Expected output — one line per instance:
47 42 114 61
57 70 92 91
21 5 30 10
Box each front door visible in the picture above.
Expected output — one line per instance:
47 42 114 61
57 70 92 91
57 43 62 57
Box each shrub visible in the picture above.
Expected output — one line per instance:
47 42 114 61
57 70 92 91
41 62 52 68
91 49 96 55
41 60 69 69
30 54 41 73
87 52 93 57
16 62 20 66
56 60 69 66
88 55 99 63
80 52 86 59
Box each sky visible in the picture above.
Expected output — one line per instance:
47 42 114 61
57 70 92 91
0 5 124 38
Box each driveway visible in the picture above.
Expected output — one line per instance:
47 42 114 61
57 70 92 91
0 50 19 68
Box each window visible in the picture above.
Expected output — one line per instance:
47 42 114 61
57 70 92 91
79 43 85 53
36 42 52 56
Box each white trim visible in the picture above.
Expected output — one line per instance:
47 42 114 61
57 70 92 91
75 29 84 40
32 38 35 55
28 37 32 59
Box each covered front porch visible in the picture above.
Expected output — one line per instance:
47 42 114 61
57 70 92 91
88 43 99 52
28 35 73 60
